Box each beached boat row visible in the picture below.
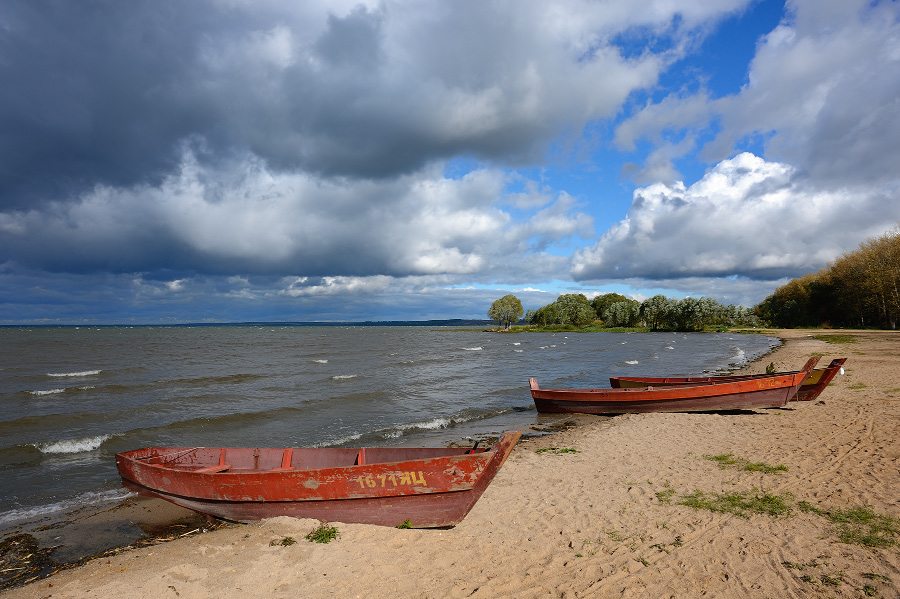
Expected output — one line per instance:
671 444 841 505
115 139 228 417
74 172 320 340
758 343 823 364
116 357 844 529
608 357 846 402
529 356 846 414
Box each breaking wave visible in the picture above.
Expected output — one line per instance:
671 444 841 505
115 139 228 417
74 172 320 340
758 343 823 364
47 370 102 377
34 434 113 454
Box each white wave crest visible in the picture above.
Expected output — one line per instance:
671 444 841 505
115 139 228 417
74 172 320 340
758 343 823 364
29 388 65 396
461 347 483 351
383 413 479 439
625 360 639 365
35 434 112 454
331 374 357 380
47 370 101 377
312 359 328 364
310 432 363 448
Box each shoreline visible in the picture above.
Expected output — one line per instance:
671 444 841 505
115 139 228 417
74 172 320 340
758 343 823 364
0 330 777 577
5 329 899 598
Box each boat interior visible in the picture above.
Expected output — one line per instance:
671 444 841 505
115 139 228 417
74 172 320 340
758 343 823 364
132 444 489 472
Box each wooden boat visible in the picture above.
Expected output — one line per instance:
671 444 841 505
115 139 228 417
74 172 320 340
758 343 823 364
529 357 819 414
116 431 521 528
609 358 846 402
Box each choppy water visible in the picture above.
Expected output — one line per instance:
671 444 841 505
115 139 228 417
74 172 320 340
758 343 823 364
0 325 779 528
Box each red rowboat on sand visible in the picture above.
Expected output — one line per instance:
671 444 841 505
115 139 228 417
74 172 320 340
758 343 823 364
529 357 819 415
116 431 521 528
609 358 846 402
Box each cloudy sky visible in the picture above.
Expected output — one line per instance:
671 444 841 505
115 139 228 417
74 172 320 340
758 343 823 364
2 0 899 324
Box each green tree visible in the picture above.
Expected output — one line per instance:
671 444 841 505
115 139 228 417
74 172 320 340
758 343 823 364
555 294 596 326
529 294 595 327
603 301 640 327
488 294 524 329
591 292 630 319
641 295 675 330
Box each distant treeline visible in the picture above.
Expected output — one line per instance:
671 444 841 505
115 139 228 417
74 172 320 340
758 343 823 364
755 227 900 329
525 292 759 331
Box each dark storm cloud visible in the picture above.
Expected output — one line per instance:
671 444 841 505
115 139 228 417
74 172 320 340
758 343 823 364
0 0 662 208
0 2 226 207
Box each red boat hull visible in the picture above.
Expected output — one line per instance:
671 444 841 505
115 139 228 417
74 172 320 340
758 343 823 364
529 357 818 415
609 358 845 402
116 431 521 528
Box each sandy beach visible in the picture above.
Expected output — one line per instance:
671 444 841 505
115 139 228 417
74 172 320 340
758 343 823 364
3 329 898 598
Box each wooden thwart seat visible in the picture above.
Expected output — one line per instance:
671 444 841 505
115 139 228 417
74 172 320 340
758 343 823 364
196 448 231 473
271 448 295 472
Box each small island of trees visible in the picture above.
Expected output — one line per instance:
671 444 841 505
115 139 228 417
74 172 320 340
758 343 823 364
489 291 758 332
489 225 900 332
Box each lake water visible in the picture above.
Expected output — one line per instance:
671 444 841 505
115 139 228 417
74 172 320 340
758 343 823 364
0 325 779 529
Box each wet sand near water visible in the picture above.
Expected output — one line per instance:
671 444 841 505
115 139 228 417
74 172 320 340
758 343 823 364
3 329 899 598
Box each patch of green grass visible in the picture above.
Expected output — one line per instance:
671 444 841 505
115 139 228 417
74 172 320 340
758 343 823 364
655 488 676 505
269 536 296 546
848 382 868 390
863 573 892 583
678 489 793 518
396 519 412 529
536 447 581 454
704 453 788 474
830 507 899 548
799 503 899 548
863 583 878 596
305 522 339 544
812 334 857 344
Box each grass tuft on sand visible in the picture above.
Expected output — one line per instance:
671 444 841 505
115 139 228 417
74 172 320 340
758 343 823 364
679 489 793 518
704 453 788 474
305 522 339 544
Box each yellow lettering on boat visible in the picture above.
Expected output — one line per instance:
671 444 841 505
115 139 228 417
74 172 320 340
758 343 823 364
358 472 425 488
